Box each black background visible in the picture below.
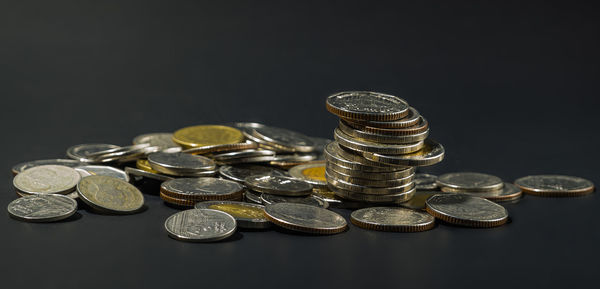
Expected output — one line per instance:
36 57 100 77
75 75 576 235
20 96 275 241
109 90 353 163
1 1 599 288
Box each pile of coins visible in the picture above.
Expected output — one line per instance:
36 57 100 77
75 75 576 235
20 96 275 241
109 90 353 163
324 91 445 204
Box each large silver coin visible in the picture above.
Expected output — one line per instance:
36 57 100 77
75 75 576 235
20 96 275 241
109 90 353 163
260 192 329 208
77 175 144 214
334 128 425 154
251 126 315 153
7 194 78 222
437 172 504 192
244 175 313 196
165 209 237 242
66 144 120 163
132 132 179 150
425 194 508 227
219 164 287 183
124 167 174 182
264 203 347 234
414 173 438 190
13 165 81 195
514 175 595 197
350 207 435 232
194 201 270 229
337 121 429 144
362 139 445 167
326 91 409 121
75 165 129 182
147 152 216 176
11 159 83 176
160 177 243 201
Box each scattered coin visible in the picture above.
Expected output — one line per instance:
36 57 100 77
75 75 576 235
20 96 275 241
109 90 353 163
260 192 329 208
514 175 595 197
13 165 81 195
350 207 435 232
11 159 83 176
414 173 438 190
288 162 327 188
160 177 244 201
77 175 144 214
264 203 347 234
7 194 78 222
251 125 316 153
244 175 313 196
244 190 263 204
324 142 407 173
400 190 448 210
132 132 179 150
136 159 159 173
182 140 257 155
124 167 174 182
147 152 216 176
75 165 129 182
447 182 522 202
164 209 237 242
66 144 120 163
172 125 244 148
195 201 271 229
436 172 504 192
425 194 508 228
211 149 276 164
219 164 287 183
326 91 409 121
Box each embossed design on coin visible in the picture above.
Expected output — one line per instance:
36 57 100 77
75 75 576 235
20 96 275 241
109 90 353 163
437 172 503 192
13 165 81 195
219 164 287 183
172 125 244 148
75 165 129 182
326 91 409 121
288 162 327 187
8 194 78 222
414 173 438 190
160 177 244 201
195 201 270 229
77 175 144 213
350 207 435 232
514 175 595 197
66 144 120 163
165 209 237 242
11 159 83 176
132 132 179 150
251 126 315 152
425 194 508 227
244 175 313 196
264 203 347 234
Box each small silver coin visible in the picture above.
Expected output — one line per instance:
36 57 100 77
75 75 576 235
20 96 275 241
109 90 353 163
66 144 120 163
514 175 595 197
437 172 504 192
124 167 174 182
11 159 83 176
260 192 329 208
244 175 313 196
219 164 287 183
13 165 81 195
161 177 244 200
132 132 179 150
414 173 439 190
147 152 216 176
264 203 347 234
425 194 508 227
194 201 271 229
75 165 129 182
350 207 435 232
244 190 263 204
326 91 409 121
165 209 237 242
362 139 445 167
7 194 78 222
251 126 316 153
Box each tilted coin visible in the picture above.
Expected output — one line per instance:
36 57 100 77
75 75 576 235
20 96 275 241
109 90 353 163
326 91 409 121
66 144 120 163
7 194 78 222
350 207 435 232
260 192 329 208
442 183 523 202
182 140 258 155
264 203 347 234
342 116 429 136
325 167 414 188
326 160 414 180
13 165 81 195
514 175 595 197
400 190 449 210
244 175 313 196
124 167 174 182
194 201 270 229
334 128 425 154
231 122 286 152
132 132 179 150
211 149 276 161
86 143 151 159
329 185 416 203
77 175 144 213
11 159 83 176
288 162 327 187
362 139 445 167
414 173 439 190
436 172 504 192
136 159 159 173
75 165 129 182
164 209 236 242
160 177 244 201
244 190 263 204
271 153 317 163
251 126 316 153
425 194 508 228
324 142 408 172
337 121 429 144
342 107 421 129
326 171 415 195
219 164 287 183
147 152 216 176
172 125 244 149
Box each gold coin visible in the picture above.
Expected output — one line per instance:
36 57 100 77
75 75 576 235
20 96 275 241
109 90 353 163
208 203 264 219
181 140 258 155
288 162 327 187
172 125 244 149
136 159 159 173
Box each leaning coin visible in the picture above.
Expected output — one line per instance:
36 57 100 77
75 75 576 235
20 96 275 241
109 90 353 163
182 140 258 155
425 194 508 228
211 149 276 162
13 165 81 195
124 167 174 182
77 175 144 214
147 152 216 176
11 159 83 176
165 209 237 242
160 177 244 201
66 144 120 163
437 172 504 192
414 173 439 190
244 175 313 196
136 159 159 173
251 126 316 153
260 192 329 208
75 165 129 182
195 201 270 229
334 128 425 154
350 207 435 232
514 175 595 197
8 194 78 222
362 139 445 167
264 203 347 234
442 183 523 202
219 164 287 183
172 125 245 149
132 132 179 150
326 91 409 121
288 162 327 188
342 107 421 129
244 190 263 204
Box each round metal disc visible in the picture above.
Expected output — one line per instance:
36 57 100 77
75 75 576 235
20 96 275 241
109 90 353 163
219 164 287 183
264 203 347 234
362 139 445 167
11 159 83 176
288 162 327 187
425 194 508 227
194 201 270 229
442 183 523 202
260 192 329 208
244 175 313 196
132 132 179 150
164 209 237 242
414 173 439 190
514 175 595 197
13 165 81 195
160 177 244 201
334 128 425 154
147 152 216 176
350 207 435 232
8 194 78 222
437 172 504 192
172 125 245 148
66 144 120 163
337 121 429 144
251 126 316 153
77 175 144 213
75 165 129 182
342 107 421 128
124 167 174 182
326 91 409 121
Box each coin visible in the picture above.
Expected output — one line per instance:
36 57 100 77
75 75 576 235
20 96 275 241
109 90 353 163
362 139 445 167
343 116 429 136
337 121 429 144
66 144 120 163
231 122 287 152
219 164 287 183
211 149 276 162
342 107 421 128
326 161 414 180
11 159 83 176
136 159 159 173
13 165 81 195
514 175 595 197
86 143 151 159
147 152 216 176
124 167 174 182
160 177 244 201
324 142 408 172
75 165 129 182
77 175 144 213
436 172 504 192
400 190 448 210
326 171 415 195
270 153 318 163
244 190 263 204
132 132 179 150
425 194 508 227
244 175 313 196
264 203 347 234
334 128 425 154
164 209 237 242
251 126 316 153
330 185 416 203
325 167 414 188
194 201 271 229
288 162 327 187
260 192 329 208
326 91 409 121
7 194 78 222
442 183 523 202
414 173 438 190
172 125 244 148
350 207 435 232
182 140 257 155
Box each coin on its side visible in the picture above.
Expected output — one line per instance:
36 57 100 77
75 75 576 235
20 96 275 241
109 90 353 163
75 165 129 182
136 159 159 173
514 175 595 197
326 91 409 121
425 194 508 228
172 125 244 149
182 140 258 155
11 159 83 176
66 144 120 163
260 192 329 208
244 190 263 204
195 201 270 229
264 203 347 234
362 139 445 167
77 175 144 213
160 177 244 201
350 207 435 232
288 162 327 187
343 116 429 136
337 121 429 144
437 172 504 192
219 164 287 183
245 175 313 196
8 194 78 222
324 142 404 173
165 209 237 242
13 165 81 195
330 185 416 203
132 132 179 150
414 173 438 190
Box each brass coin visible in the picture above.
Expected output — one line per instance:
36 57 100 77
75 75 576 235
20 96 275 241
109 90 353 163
362 139 445 167
326 91 409 121
288 162 327 187
172 125 244 149
334 128 425 155
136 159 159 173
341 107 421 129
514 175 595 197
425 194 508 228
181 140 257 155
77 175 144 214
350 207 435 232
337 121 429 144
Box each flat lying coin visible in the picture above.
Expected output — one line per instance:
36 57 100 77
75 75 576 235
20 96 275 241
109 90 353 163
414 173 438 190
342 107 421 128
251 126 316 153
195 201 270 229
514 175 595 197
132 132 179 150
362 139 445 167
11 159 83 176
260 192 329 208
66 144 120 163
425 194 508 228
244 175 313 196
147 152 216 176
165 209 237 242
13 165 81 195
219 164 287 183
8 194 78 222
443 183 522 202
124 167 174 182
350 207 435 232
326 91 409 121
288 162 327 187
75 165 129 182
77 175 144 214
160 177 244 201
264 203 347 234
172 125 244 148
437 172 503 192
334 128 425 154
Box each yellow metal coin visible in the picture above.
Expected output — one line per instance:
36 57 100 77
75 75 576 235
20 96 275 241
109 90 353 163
136 159 159 174
195 201 271 229
288 162 327 187
208 203 264 219
172 125 245 149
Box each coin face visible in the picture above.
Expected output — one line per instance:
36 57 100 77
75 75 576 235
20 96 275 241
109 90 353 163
244 175 313 196
11 159 83 176
264 203 347 234
288 162 327 187
326 91 409 121
66 144 120 163
195 201 270 229
132 132 179 150
260 192 329 208
77 175 144 213
437 172 504 192
425 194 508 227
75 165 129 182
164 209 237 242
219 164 287 183
160 177 244 201
514 175 595 197
172 125 244 148
13 165 81 195
350 207 435 232
7 194 78 222
414 173 438 190
147 152 216 175
362 139 445 167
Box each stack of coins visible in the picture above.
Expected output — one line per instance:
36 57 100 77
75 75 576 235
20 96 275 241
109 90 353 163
324 91 445 204
436 172 523 202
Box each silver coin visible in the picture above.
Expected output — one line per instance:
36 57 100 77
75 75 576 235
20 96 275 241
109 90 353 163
260 192 329 208
324 142 406 173
13 165 81 195
264 203 346 234
326 161 414 180
288 162 327 187
514 175 595 196
399 190 449 210
414 173 439 190
343 107 421 128
325 167 414 188
194 201 271 229
244 190 263 204
334 128 425 154
89 144 160 163
350 207 435 232
16 189 80 200
77 175 144 214
11 159 83 176
219 164 287 183
271 153 318 163
251 126 315 153
329 185 416 203
7 194 78 222
443 182 523 202
337 121 429 144
75 165 129 182
326 91 409 121
326 171 415 195
86 143 150 158
66 144 120 163
437 172 504 192
124 167 174 182
362 139 445 167
132 132 179 150
211 149 276 161
425 194 508 227
165 209 237 242
147 152 216 176
232 122 288 152
244 175 313 196
161 177 243 199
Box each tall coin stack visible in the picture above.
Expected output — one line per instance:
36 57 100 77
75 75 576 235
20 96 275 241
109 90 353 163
324 91 445 204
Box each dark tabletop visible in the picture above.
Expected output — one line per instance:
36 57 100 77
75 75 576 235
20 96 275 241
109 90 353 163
1 1 599 288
